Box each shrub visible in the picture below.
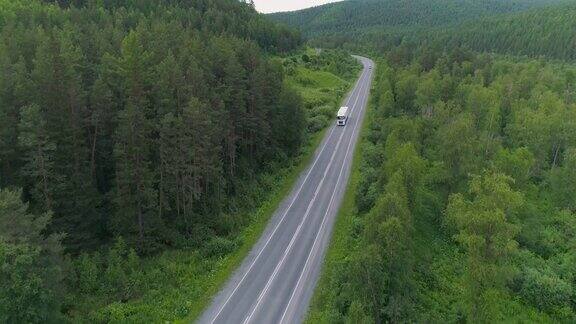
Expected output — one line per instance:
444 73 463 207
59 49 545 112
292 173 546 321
105 239 143 301
518 267 573 315
312 105 335 119
75 252 101 294
308 115 330 133
202 237 238 258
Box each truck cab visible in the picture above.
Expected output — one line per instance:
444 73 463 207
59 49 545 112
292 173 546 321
337 106 349 126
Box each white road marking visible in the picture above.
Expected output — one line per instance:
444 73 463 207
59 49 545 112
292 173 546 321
241 65 370 324
208 67 368 324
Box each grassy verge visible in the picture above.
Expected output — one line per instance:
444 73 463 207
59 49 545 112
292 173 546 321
305 64 375 323
281 48 362 134
286 66 350 103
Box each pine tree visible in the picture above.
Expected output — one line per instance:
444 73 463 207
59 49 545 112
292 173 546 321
111 31 161 251
0 187 64 323
208 37 247 178
159 97 223 235
18 104 59 213
87 74 115 189
31 32 102 250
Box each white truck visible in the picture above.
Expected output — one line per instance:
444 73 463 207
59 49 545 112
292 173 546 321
337 106 349 126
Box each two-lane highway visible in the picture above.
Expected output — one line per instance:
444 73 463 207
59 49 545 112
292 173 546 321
199 56 374 324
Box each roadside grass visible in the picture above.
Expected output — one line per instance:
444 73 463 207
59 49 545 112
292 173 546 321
286 65 354 134
305 145 364 323
286 66 349 103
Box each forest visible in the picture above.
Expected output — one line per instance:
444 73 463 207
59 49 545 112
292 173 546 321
270 0 576 62
433 4 576 61
270 0 567 37
3 0 576 322
309 48 576 323
0 0 302 253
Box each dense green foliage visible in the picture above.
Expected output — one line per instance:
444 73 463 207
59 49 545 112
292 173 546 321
271 0 576 61
270 0 567 36
0 0 302 255
434 4 576 60
0 188 65 323
309 50 576 323
332 3 576 61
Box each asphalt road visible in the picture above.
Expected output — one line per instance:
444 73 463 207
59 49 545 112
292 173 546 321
198 56 374 324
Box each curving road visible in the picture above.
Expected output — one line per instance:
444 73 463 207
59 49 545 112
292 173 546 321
198 56 374 324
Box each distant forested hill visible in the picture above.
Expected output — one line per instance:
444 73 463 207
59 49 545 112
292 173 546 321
436 3 576 60
325 3 576 61
270 0 576 61
269 0 568 37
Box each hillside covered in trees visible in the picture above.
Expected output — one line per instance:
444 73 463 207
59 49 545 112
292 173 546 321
270 0 576 61
309 47 576 324
270 0 568 36
435 3 576 60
